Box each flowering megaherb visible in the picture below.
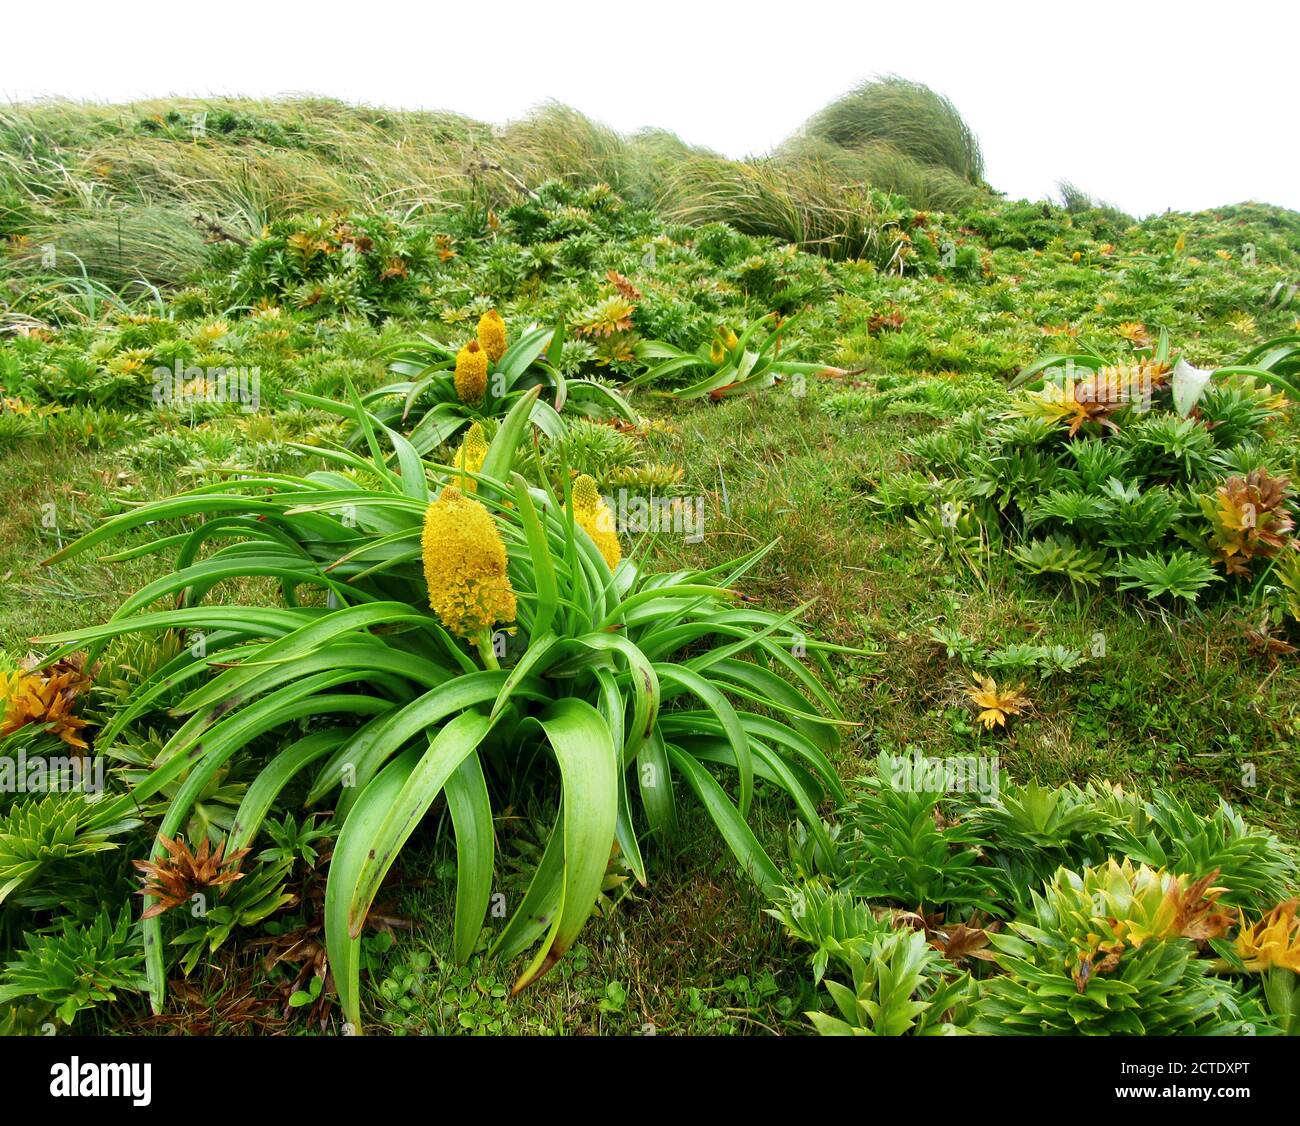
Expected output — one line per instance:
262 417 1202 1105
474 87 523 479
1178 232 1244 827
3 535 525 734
476 310 508 363
454 340 488 405
452 422 489 492
420 485 516 642
567 475 621 570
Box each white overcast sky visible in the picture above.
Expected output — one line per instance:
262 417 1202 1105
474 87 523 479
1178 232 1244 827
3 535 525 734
4 0 1295 217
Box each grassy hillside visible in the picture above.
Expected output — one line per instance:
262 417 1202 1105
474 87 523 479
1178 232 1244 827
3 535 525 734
3 86 1300 1037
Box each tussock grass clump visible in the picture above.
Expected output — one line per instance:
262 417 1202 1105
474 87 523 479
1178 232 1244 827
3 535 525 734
2 84 994 281
777 134 985 213
797 74 985 185
1056 179 1136 227
622 128 720 205
15 207 210 289
653 75 990 248
493 102 633 197
657 150 892 262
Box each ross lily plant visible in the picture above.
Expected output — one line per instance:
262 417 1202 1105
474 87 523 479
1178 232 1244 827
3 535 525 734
36 386 849 1032
359 312 636 454
626 313 845 400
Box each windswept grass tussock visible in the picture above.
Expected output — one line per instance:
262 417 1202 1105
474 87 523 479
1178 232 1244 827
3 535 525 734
1 78 992 302
798 74 986 185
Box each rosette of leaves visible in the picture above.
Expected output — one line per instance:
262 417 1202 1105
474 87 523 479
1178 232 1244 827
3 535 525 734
1010 359 1172 437
626 313 843 400
973 860 1264 1035
1110 790 1297 910
1015 333 1300 415
538 416 682 494
366 321 635 452
168 856 298 975
1117 413 1216 483
232 212 435 321
499 181 656 247
1195 378 1286 448
572 291 640 371
37 388 849 1032
807 929 972 1036
0 907 147 1027
1108 548 1220 602
1009 331 1174 394
959 780 1121 907
766 882 890 984
1198 469 1296 578
838 754 1006 919
1010 535 1107 587
0 794 134 908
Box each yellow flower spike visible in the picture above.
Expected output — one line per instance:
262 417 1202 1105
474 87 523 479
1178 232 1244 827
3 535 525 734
452 422 488 493
1235 899 1300 973
421 486 516 640
723 328 739 350
568 474 621 571
710 338 727 365
454 340 488 405
476 310 508 363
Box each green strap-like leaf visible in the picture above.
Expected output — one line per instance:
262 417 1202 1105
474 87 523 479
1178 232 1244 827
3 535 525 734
228 730 349 853
310 671 547 814
140 688 389 1010
479 386 542 498
654 663 752 818
666 745 781 898
510 699 618 992
511 474 559 638
489 630 560 722
637 727 677 841
491 810 565 962
444 748 495 964
176 603 443 714
561 632 658 764
592 668 647 887
328 710 493 1031
324 745 418 1033
344 710 493 937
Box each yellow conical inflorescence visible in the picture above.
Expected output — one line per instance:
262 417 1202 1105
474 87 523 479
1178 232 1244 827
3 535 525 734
421 486 516 639
454 340 488 405
569 474 621 571
452 422 488 492
477 310 507 363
